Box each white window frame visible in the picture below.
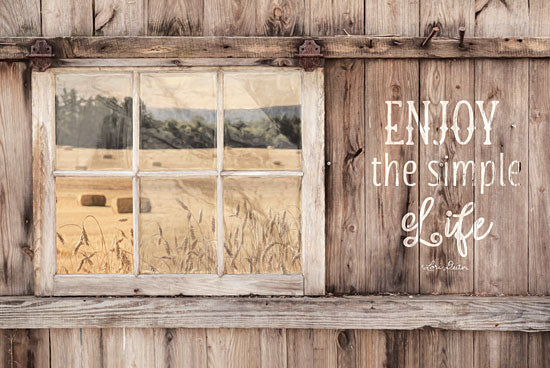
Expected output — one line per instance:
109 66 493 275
32 65 325 296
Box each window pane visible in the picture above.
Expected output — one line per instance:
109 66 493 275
55 74 132 171
140 178 217 274
140 73 217 170
56 177 133 274
224 72 302 171
223 177 301 274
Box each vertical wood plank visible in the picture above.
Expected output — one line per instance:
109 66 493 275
313 329 337 368
529 333 550 368
0 0 40 36
474 332 528 368
0 62 34 296
420 0 474 37
42 0 93 36
203 0 256 36
364 59 419 293
325 59 366 295
474 0 529 296
356 330 419 368
419 60 475 294
207 328 261 368
154 328 207 368
307 0 363 36
302 68 326 295
286 330 313 367
260 329 287 368
147 0 203 36
0 2 46 366
420 329 474 368
51 329 82 367
474 2 529 365
94 0 146 36
101 328 156 368
256 0 304 36
365 0 419 36
419 0 476 294
528 0 550 296
0 329 49 368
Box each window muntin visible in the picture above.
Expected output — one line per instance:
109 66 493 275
34 66 324 296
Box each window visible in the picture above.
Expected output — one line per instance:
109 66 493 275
32 66 324 296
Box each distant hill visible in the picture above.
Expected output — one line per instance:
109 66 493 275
147 105 301 123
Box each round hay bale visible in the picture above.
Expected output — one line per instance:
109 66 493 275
79 194 107 207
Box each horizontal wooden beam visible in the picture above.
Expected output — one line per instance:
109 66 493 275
2 36 550 61
0 296 548 331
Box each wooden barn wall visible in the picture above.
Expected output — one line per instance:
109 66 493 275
0 0 549 367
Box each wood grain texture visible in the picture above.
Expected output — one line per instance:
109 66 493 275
474 331 528 368
419 60 475 294
420 329 473 368
1 295 549 330
7 36 550 60
207 328 261 368
325 59 365 294
42 0 93 36
529 332 550 368
420 0 474 38
260 329 286 368
94 0 146 36
0 62 34 296
364 59 419 293
203 0 256 36
302 68 325 295
366 0 419 36
0 329 49 368
473 60 529 295
286 329 337 368
0 0 40 36
307 0 363 36
356 330 419 368
528 0 550 296
153 328 207 368
147 0 203 36
257 0 304 36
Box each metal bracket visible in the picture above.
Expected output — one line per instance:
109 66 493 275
297 40 323 72
28 40 55 72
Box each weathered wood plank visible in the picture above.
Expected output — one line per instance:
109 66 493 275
42 0 93 36
420 0 474 38
0 296 548 330
418 61 475 294
307 0 363 36
0 62 34 296
0 0 40 36
364 59 419 293
260 329 286 368
529 333 550 368
528 0 550 296
419 329 474 368
6 36 550 60
101 328 155 367
207 328 261 368
203 0 256 36
473 59 529 295
94 0 146 36
153 328 207 368
366 0 419 37
148 0 203 36
356 330 419 368
325 59 365 294
0 329 49 368
257 0 304 36
474 331 528 368
286 329 337 368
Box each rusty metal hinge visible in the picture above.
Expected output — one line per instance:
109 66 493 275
28 40 55 72
297 40 323 72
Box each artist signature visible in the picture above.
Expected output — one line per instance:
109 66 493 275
421 260 469 272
